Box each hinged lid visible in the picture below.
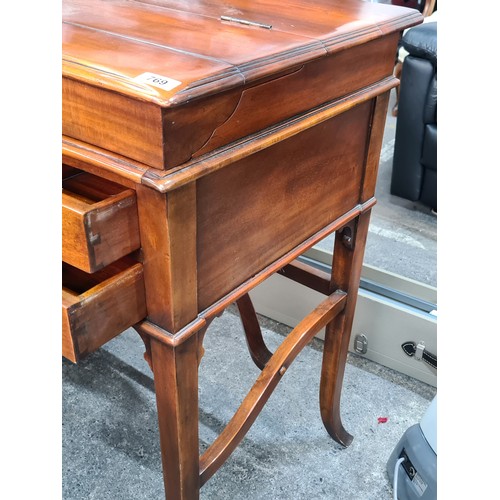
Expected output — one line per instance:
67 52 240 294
63 0 421 170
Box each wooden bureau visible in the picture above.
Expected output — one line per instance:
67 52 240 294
62 1 421 498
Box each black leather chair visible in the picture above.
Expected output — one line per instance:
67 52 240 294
390 21 437 211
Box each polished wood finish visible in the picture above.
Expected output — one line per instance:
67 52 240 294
141 77 397 194
62 257 146 362
361 92 393 200
236 293 273 370
196 101 372 309
200 290 347 485
62 1 421 498
62 171 140 273
277 260 332 296
135 183 198 333
320 214 372 446
150 333 201 499
63 0 420 170
190 35 399 161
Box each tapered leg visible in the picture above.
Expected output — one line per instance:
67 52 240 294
392 61 403 116
236 293 273 370
150 334 200 500
319 211 371 446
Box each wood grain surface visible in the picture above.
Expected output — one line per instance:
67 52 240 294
62 0 421 169
62 2 422 497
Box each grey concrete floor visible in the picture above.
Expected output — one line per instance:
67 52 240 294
63 307 436 500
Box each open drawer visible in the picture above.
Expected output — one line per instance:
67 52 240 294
62 168 141 273
62 257 147 363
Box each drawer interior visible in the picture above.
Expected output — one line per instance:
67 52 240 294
62 258 136 295
62 169 128 202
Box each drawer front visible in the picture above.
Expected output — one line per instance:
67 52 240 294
62 171 141 273
62 258 147 362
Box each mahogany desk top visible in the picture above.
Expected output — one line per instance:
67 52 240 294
62 1 421 498
63 0 420 171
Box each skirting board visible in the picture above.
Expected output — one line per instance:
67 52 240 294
249 273 437 387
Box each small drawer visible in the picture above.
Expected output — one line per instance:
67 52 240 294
62 257 147 363
62 170 141 273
